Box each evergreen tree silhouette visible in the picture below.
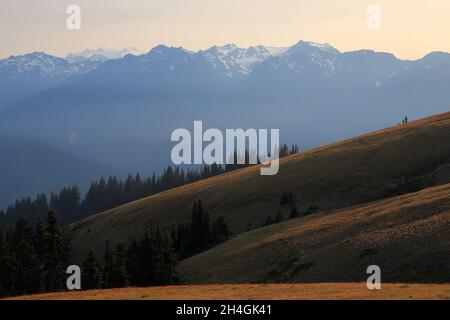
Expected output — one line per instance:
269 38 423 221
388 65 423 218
43 211 65 292
102 241 114 288
82 249 103 290
111 243 129 288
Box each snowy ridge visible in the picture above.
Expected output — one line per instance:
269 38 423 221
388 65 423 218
0 52 97 79
67 47 139 63
200 41 341 78
202 44 273 77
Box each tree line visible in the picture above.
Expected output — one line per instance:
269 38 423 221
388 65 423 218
81 228 178 290
0 144 299 228
0 165 225 227
264 191 319 226
0 211 71 297
81 199 231 289
0 211 179 296
172 199 231 258
0 200 230 296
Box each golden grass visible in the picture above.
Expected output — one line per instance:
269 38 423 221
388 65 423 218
7 283 450 300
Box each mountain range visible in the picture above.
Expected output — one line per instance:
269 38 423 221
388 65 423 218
1 40 450 208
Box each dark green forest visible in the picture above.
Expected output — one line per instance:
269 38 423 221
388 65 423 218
0 199 231 297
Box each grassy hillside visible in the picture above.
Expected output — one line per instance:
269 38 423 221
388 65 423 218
7 283 450 300
71 112 450 261
179 183 450 284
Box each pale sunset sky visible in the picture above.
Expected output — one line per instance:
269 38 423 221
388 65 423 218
0 0 449 59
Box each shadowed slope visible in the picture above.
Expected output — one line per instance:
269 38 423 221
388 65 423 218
179 183 450 284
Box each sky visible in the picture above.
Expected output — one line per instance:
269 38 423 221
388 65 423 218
0 0 449 60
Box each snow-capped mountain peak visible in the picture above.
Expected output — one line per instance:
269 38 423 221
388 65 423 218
285 40 340 56
66 47 138 63
202 44 275 77
199 41 341 78
0 52 79 79
278 41 341 75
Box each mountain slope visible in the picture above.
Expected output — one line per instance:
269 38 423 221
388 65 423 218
179 182 450 284
70 112 450 262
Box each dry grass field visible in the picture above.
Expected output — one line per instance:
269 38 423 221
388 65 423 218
7 283 450 300
179 183 450 284
70 112 450 262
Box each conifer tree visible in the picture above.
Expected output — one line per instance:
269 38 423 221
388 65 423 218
82 249 103 290
275 211 284 223
111 243 128 288
265 216 274 226
12 218 35 294
102 241 114 288
43 211 65 292
34 217 46 263
0 229 12 296
212 217 230 243
136 232 157 286
31 217 47 292
125 238 140 286
290 206 299 218
190 200 211 251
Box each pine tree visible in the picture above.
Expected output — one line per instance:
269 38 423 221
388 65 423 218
111 243 128 288
31 217 46 292
274 211 283 223
125 238 140 286
158 228 178 284
212 217 230 243
102 241 114 288
43 211 65 292
0 229 11 296
13 218 36 294
289 206 299 218
125 230 178 287
190 200 211 252
136 232 157 286
265 216 274 226
82 250 103 290
34 217 46 263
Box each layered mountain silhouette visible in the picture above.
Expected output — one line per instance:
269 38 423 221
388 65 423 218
0 135 123 209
